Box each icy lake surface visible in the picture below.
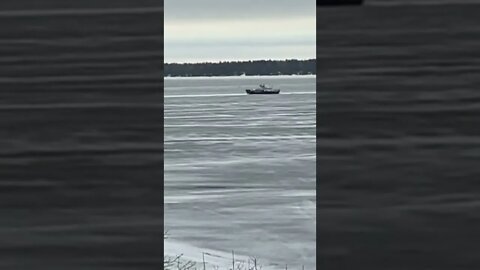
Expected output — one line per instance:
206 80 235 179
164 76 316 270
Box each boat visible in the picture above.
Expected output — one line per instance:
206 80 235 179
245 84 280 94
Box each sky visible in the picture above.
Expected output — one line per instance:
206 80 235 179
165 0 316 63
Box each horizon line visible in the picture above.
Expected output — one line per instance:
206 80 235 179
165 58 316 65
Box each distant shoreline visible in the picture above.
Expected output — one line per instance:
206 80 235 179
164 59 316 78
164 74 316 79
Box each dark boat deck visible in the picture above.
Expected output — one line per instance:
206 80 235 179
245 89 280 94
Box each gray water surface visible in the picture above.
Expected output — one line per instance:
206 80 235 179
164 76 316 270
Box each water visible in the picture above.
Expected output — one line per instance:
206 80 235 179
318 3 480 269
164 76 316 270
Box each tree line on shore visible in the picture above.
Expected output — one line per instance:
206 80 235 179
164 59 316 77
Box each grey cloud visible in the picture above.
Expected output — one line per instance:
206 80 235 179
164 0 315 62
165 0 315 21
165 36 315 47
